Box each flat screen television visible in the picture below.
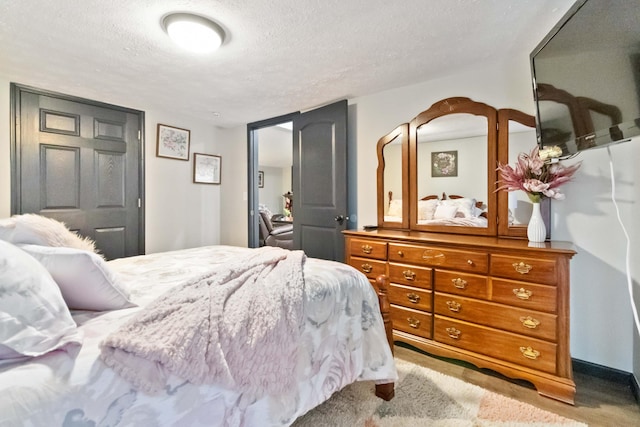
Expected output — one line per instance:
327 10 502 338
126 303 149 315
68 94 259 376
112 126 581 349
530 0 640 157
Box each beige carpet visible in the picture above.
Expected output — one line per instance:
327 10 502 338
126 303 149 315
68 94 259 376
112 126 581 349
293 359 587 427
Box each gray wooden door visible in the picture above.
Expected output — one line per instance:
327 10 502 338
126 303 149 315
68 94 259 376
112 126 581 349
292 100 348 261
12 85 144 260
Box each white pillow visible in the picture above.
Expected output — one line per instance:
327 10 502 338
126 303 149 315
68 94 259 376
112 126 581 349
0 240 82 362
433 204 458 219
418 199 439 221
440 198 477 218
0 214 98 254
18 245 135 311
387 199 403 217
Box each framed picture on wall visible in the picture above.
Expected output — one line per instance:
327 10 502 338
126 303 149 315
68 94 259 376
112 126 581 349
156 123 190 160
193 153 221 184
258 171 264 188
431 150 458 177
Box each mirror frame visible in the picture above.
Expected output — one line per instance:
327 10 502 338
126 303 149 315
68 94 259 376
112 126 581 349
408 97 498 236
497 108 550 239
377 123 410 229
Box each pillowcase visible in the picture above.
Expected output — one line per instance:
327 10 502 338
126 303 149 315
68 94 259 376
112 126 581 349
440 198 477 219
433 204 458 219
0 240 82 363
18 245 135 311
387 199 403 217
0 214 98 254
418 199 439 221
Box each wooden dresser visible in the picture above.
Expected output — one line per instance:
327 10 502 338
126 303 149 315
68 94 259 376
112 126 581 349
344 229 577 404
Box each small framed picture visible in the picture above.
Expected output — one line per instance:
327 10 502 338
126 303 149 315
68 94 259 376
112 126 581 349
156 124 190 160
193 153 221 185
258 171 264 188
431 150 458 177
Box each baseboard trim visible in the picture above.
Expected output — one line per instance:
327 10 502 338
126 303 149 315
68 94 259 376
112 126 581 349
572 358 639 407
632 373 640 408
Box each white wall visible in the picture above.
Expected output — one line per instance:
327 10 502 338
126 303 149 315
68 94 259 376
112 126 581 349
258 166 285 214
217 126 249 247
0 79 223 254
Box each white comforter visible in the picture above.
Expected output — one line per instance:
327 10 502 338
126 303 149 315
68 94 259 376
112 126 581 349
0 246 396 427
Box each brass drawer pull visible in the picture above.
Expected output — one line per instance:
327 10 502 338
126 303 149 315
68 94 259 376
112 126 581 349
403 269 416 281
520 316 540 329
513 287 532 300
361 263 373 273
446 301 461 312
512 261 533 274
452 278 467 289
520 346 540 360
397 250 404 257
407 317 421 328
446 327 461 339
361 244 373 254
407 292 420 304
467 259 473 265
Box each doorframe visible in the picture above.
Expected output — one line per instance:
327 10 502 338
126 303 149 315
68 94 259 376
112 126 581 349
246 112 299 248
9 83 147 254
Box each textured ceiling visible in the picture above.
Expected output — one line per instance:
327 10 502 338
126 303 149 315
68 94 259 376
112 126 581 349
0 0 574 128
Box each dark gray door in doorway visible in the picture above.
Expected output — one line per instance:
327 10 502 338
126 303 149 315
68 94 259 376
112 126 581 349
11 84 145 260
293 100 348 261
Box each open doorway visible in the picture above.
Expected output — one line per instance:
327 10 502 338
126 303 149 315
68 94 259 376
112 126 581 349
247 101 349 260
247 113 298 248
256 122 294 249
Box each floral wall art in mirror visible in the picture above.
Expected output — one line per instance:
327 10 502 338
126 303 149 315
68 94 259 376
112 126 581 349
193 153 221 185
431 150 458 177
157 123 190 161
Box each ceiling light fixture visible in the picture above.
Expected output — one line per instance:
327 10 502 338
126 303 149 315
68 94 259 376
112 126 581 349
162 13 225 54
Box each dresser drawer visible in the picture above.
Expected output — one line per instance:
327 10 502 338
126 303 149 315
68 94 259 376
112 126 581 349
348 256 387 280
389 284 432 311
434 270 488 299
388 263 432 289
349 238 387 260
389 243 488 273
492 279 557 313
434 316 557 374
434 293 557 341
490 254 557 285
391 305 432 339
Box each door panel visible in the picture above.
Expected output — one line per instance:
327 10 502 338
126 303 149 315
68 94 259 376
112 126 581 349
293 100 348 261
13 86 144 260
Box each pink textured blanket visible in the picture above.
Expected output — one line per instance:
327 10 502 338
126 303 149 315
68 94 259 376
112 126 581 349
99 247 306 398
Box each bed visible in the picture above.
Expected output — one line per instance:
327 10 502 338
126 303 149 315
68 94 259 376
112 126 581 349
384 191 488 226
0 215 397 427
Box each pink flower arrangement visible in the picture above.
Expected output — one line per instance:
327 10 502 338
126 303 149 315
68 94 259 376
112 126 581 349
496 146 581 203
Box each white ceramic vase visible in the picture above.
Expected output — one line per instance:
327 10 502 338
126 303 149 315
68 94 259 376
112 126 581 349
527 202 546 243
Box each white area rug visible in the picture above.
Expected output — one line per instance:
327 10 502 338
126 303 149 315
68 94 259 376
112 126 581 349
293 359 587 427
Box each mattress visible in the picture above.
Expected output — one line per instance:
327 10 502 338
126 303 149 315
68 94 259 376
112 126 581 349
0 245 396 427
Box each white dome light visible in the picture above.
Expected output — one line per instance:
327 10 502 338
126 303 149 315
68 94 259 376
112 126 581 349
162 13 225 54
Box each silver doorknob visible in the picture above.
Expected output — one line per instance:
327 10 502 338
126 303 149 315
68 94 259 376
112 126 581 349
334 215 347 225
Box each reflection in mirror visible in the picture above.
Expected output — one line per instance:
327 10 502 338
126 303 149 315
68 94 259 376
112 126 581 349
497 109 549 239
415 114 488 228
377 124 409 228
505 122 538 225
383 138 403 220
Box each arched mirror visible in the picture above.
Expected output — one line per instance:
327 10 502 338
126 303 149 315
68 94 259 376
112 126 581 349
377 124 409 229
409 98 497 236
497 109 550 239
